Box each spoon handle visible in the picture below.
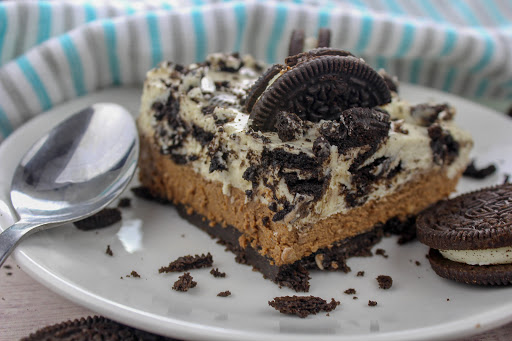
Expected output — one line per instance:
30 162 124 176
0 221 42 267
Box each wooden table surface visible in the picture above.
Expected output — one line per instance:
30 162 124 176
1 255 512 341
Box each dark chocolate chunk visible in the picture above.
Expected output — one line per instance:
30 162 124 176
217 290 231 297
428 123 459 165
428 248 512 286
368 300 378 307
210 268 226 278
376 275 393 289
159 253 213 273
275 111 304 142
416 183 512 250
249 51 391 131
20 316 172 341
117 197 131 208
105 245 113 256
317 28 331 48
172 272 197 292
463 160 497 179
74 208 121 231
268 296 340 318
288 29 305 56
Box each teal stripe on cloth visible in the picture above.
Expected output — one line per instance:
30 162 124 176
442 67 457 92
102 20 121 85
59 35 86 96
36 2 52 45
355 14 373 53
233 3 246 53
0 5 7 63
383 0 405 15
318 3 333 29
0 106 13 137
451 0 495 73
410 59 422 84
418 0 445 22
147 12 162 68
266 3 288 63
440 28 456 57
395 22 415 57
84 3 97 22
475 79 488 97
191 7 207 62
375 56 387 70
16 55 52 110
161 3 173 10
485 0 509 27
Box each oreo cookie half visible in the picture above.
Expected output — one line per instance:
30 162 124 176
248 49 392 132
22 316 172 341
417 183 512 285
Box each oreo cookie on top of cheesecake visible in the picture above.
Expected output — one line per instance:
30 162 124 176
417 183 512 285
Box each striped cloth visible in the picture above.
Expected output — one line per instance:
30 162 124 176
0 0 511 141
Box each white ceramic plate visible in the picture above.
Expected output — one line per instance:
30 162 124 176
1 85 511 341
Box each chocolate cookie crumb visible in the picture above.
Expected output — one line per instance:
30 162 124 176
6 272 12 276
415 261 421 266
504 174 510 184
268 296 340 318
74 208 122 231
275 111 304 142
172 272 197 292
217 290 231 297
344 288 356 295
20 316 172 341
117 197 132 208
357 271 365 277
463 160 497 179
159 253 213 273
377 275 393 289
353 296 358 300
3 265 11 269
105 245 113 256
368 300 378 307
129 271 140 278
210 268 226 278
375 248 388 258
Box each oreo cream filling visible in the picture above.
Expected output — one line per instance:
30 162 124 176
439 247 512 266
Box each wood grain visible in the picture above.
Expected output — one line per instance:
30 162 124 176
1 255 511 341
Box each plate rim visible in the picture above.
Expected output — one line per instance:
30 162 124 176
2 85 512 341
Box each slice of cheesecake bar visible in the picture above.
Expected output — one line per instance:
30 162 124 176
136 48 473 291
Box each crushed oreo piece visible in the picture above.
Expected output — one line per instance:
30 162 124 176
344 288 356 295
382 216 417 244
74 208 122 231
172 272 197 292
210 268 226 278
378 69 399 93
117 197 131 208
159 253 213 273
275 111 304 142
313 136 331 160
217 290 231 297
428 123 459 165
463 160 497 179
105 245 113 256
410 103 453 126
20 316 172 341
376 275 393 289
268 296 340 318
375 248 388 258
288 29 305 56
368 300 378 307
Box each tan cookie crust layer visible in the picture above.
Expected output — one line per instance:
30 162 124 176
138 133 461 266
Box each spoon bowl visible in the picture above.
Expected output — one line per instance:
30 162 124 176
0 103 139 266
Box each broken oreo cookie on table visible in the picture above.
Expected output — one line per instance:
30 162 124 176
417 183 512 285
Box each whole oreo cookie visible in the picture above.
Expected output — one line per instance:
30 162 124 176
417 183 512 285
22 316 172 341
247 49 391 132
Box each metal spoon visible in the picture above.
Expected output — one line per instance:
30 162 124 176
0 103 139 267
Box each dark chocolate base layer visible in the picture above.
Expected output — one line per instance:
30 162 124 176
133 186 416 292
